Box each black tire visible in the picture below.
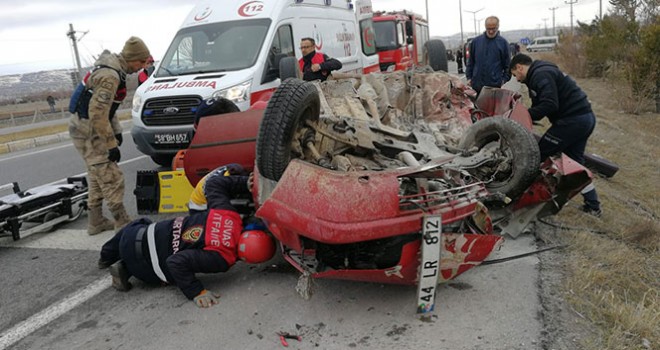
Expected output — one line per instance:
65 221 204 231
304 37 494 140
256 78 320 181
458 118 540 199
150 154 173 167
426 40 448 72
279 56 301 81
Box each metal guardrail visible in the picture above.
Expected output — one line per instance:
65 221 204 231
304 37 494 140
0 108 72 129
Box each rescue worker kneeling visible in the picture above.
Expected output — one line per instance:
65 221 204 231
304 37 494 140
98 174 275 308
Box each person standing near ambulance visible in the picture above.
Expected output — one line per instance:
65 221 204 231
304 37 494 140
98 174 276 308
69 36 151 235
299 37 342 82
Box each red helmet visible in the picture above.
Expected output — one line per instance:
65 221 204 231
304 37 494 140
238 230 275 264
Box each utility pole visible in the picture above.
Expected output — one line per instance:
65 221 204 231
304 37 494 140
599 0 602 19
425 0 429 31
464 8 484 36
542 18 549 36
66 24 83 83
565 0 578 35
477 18 484 32
459 0 464 47
549 6 558 36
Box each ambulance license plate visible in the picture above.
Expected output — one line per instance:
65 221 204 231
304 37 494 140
153 132 189 145
416 214 441 314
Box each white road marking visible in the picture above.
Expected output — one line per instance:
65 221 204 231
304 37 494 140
0 229 115 250
0 122 142 348
0 275 111 350
0 127 132 163
0 144 73 162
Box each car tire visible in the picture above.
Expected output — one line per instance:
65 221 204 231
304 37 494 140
458 118 540 200
279 56 301 81
256 78 320 181
150 154 173 167
425 39 448 72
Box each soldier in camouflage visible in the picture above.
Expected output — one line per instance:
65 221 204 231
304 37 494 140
69 36 151 235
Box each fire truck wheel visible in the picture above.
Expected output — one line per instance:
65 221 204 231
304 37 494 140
256 78 320 181
458 117 540 200
426 39 448 72
279 56 301 80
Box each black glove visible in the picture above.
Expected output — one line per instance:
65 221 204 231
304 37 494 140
108 147 121 162
115 133 123 146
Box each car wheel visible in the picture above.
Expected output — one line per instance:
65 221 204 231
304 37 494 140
256 78 320 181
425 39 448 72
279 56 301 81
458 118 540 200
150 154 173 167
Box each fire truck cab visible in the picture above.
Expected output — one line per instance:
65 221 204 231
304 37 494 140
372 10 447 72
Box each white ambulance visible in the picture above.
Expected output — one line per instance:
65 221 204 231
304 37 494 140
131 0 380 166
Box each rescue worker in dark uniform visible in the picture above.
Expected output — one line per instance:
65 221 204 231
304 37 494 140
298 37 342 82
98 173 276 308
510 54 602 216
188 163 247 214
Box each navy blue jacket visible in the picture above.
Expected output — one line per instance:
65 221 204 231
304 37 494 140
466 32 511 92
163 175 248 299
524 60 592 123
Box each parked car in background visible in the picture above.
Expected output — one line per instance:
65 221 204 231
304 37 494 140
526 36 558 52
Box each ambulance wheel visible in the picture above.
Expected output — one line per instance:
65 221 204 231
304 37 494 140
426 40 448 72
150 155 173 168
279 56 301 81
458 118 540 200
256 78 320 181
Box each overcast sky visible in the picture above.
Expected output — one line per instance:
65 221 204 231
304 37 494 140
0 0 608 75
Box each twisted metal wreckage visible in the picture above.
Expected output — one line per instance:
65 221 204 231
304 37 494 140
174 69 594 312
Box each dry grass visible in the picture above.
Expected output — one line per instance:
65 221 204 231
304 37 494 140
540 67 660 349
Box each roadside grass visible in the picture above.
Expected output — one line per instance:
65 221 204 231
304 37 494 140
544 76 659 349
0 111 131 144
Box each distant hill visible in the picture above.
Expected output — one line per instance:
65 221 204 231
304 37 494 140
0 69 77 104
0 68 140 105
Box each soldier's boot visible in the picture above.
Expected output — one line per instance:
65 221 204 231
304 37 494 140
87 205 115 235
109 203 132 232
109 261 132 292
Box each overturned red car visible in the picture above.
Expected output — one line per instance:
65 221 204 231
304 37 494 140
181 70 592 309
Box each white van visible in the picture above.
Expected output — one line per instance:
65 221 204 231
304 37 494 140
131 0 380 166
526 36 558 52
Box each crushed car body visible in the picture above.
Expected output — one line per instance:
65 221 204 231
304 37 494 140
179 69 593 288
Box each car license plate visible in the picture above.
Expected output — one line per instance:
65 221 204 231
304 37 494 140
153 132 189 145
416 214 441 314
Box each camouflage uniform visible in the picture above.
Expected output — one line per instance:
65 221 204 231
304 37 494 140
69 51 131 234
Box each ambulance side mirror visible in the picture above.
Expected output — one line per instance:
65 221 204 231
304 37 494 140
278 56 301 80
262 53 289 84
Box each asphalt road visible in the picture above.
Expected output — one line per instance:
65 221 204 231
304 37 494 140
0 66 544 350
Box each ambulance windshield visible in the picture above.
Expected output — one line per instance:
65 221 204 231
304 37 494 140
156 19 272 77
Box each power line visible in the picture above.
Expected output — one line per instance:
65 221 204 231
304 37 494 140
464 7 484 36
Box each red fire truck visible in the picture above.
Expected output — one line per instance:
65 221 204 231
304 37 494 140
372 10 448 72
